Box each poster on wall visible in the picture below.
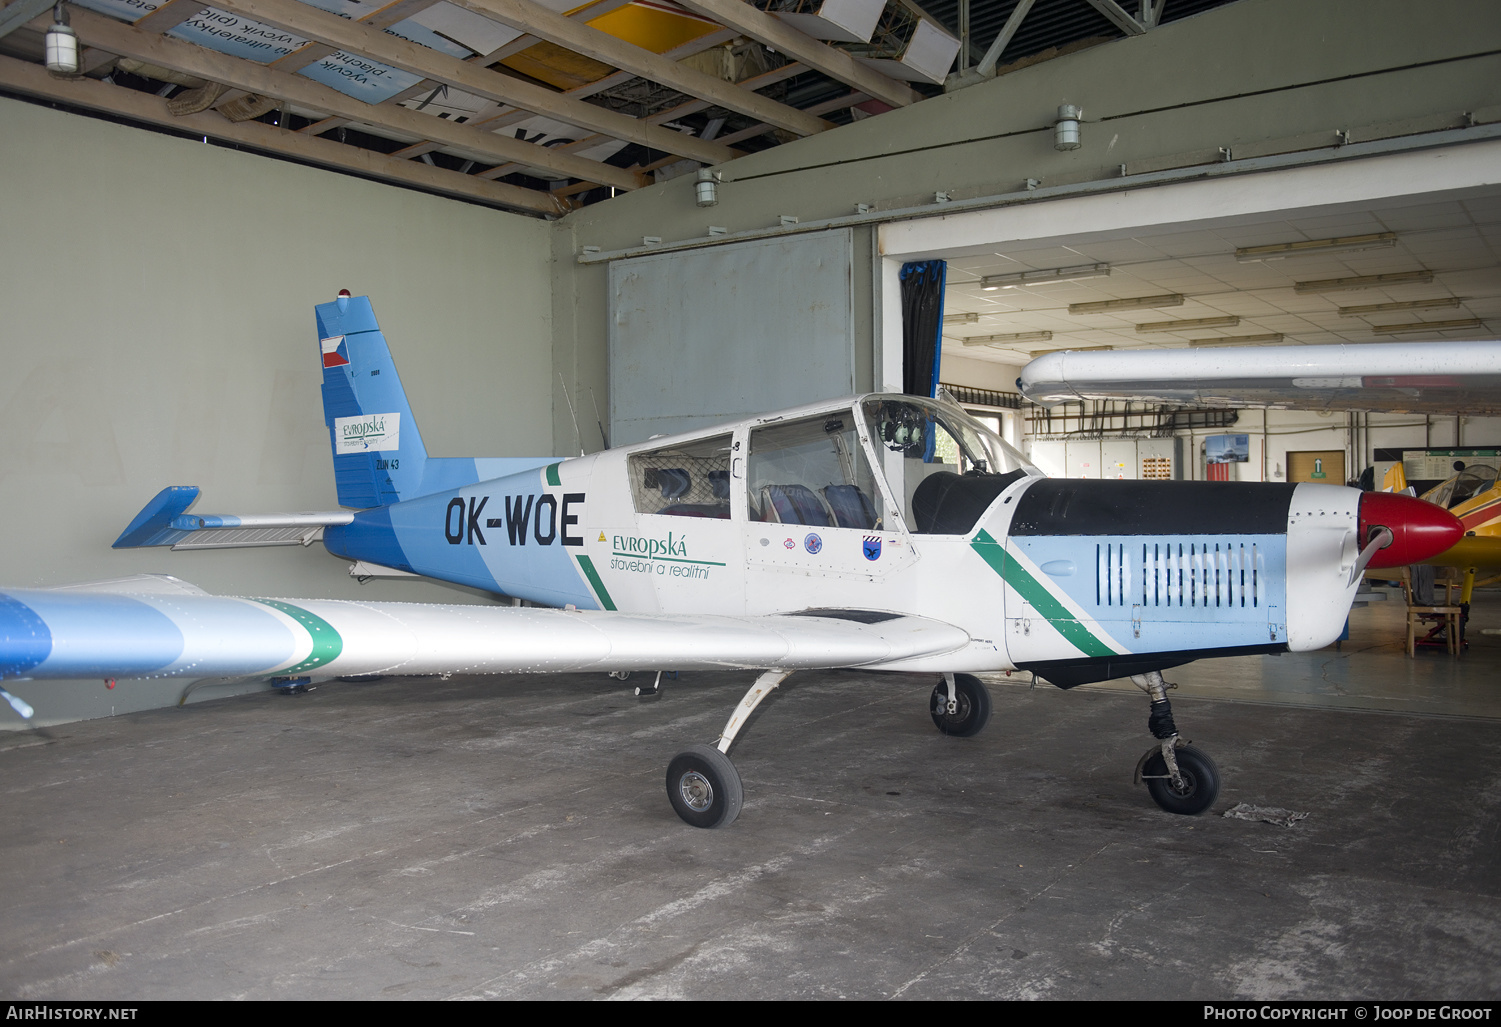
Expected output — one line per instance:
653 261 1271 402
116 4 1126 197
1205 434 1249 464
1402 448 1501 481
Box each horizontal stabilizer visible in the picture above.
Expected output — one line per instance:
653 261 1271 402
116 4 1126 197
113 487 355 550
111 486 200 548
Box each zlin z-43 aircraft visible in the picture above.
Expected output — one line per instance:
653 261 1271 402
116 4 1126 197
0 293 1465 828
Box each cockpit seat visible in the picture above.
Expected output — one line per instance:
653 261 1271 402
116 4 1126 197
760 484 833 527
708 469 730 501
822 484 877 529
653 468 691 500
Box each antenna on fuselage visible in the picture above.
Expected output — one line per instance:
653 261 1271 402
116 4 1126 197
588 386 609 450
558 372 586 457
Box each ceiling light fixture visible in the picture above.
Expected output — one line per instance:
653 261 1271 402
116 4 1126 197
1068 293 1184 315
1338 297 1463 316
1054 104 1081 151
1369 318 1483 335
961 331 1053 346
1188 333 1287 347
1293 270 1434 294
980 263 1109 291
943 312 980 325
694 168 719 207
1235 232 1396 261
45 3 78 75
1135 316 1241 334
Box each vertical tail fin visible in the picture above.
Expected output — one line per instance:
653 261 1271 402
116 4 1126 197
315 292 429 508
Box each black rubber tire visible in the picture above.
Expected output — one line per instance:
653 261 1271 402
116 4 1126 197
1143 744 1221 816
666 744 744 829
929 674 992 737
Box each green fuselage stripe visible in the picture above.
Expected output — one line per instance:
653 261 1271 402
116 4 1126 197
252 599 344 674
545 463 562 487
971 529 1115 658
575 555 617 611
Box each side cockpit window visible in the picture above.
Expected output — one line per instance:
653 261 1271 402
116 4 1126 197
747 414 885 529
628 435 733 519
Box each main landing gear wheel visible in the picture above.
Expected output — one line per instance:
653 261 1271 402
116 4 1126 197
1141 744 1220 816
930 673 992 737
666 744 744 829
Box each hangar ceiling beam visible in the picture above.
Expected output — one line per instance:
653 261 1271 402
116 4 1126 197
976 0 1034 76
484 0 635 62
271 0 442 74
207 0 738 164
715 88 867 146
456 27 736 137
1084 0 1149 36
0 0 54 43
446 0 829 137
132 0 215 33
360 25 742 181
477 59 807 182
669 0 920 110
0 53 563 215
55 7 645 190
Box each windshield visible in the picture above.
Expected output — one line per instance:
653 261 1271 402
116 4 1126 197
860 395 1040 534
1425 464 1499 509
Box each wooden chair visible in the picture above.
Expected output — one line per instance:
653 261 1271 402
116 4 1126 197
1400 567 1462 657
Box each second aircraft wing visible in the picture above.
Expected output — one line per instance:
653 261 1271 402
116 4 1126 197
1019 341 1501 415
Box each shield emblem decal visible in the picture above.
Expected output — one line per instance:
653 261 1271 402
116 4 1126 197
863 535 882 561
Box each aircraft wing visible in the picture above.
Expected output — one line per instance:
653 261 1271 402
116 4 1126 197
1019 341 1501 415
0 577 971 707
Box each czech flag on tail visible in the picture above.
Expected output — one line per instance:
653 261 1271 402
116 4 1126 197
321 334 350 368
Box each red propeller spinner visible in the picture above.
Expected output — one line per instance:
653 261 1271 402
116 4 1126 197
1357 491 1464 569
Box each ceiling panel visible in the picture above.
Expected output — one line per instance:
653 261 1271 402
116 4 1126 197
943 192 1501 366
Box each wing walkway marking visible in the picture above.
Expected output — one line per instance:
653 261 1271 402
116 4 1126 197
251 600 344 673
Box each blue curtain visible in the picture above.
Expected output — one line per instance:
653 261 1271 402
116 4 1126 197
900 260 947 398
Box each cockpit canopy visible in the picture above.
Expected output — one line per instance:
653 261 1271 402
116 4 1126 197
627 394 1040 536
1423 464 1499 510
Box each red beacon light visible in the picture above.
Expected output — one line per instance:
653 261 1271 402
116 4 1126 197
1357 491 1464 569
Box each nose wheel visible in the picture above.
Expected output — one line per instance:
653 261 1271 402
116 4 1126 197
1131 671 1221 815
1140 743 1219 815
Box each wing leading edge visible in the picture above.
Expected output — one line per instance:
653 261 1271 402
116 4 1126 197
1019 341 1501 415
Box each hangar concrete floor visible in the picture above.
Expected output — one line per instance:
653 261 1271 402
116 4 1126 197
3 591 1499 1001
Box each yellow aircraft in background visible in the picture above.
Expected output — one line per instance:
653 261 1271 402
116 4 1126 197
1382 461 1501 604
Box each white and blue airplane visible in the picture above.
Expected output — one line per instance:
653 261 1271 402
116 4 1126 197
0 292 1466 827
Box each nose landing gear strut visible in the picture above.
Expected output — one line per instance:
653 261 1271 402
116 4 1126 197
1130 670 1220 816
